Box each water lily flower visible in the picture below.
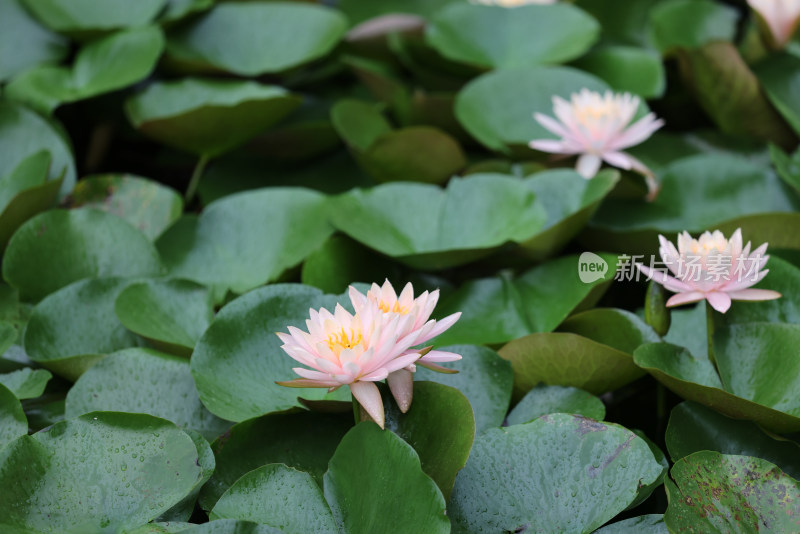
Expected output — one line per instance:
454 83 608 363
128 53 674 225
349 281 462 412
471 0 557 6
748 0 800 49
636 229 782 313
276 303 428 428
529 89 664 200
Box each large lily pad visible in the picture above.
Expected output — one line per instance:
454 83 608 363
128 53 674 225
634 342 800 433
166 2 347 76
0 412 203 533
0 0 67 82
0 383 26 450
68 174 183 241
323 422 450 534
157 189 333 295
448 413 664 533
595 515 667 533
666 401 800 479
434 253 616 346
114 279 214 353
199 411 352 511
455 66 610 153
66 348 229 441
20 0 166 34
191 284 345 422
756 53 800 138
0 101 75 196
558 308 661 355
330 174 546 270
649 0 738 54
23 278 145 381
506 384 606 426
719 256 800 326
6 26 165 115
415 344 513 433
210 464 336 533
3 209 162 301
126 79 302 157
426 3 599 69
572 45 665 98
664 451 800 532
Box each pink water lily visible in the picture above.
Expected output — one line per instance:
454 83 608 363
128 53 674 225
636 229 782 313
748 0 800 48
349 281 462 412
276 303 427 428
529 89 664 200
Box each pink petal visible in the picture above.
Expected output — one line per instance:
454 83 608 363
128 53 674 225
418 349 462 363
601 151 636 170
609 114 664 150
706 292 732 313
387 369 414 413
350 381 385 429
666 291 706 308
636 264 694 292
529 139 573 154
727 288 782 301
576 154 602 178
533 112 570 137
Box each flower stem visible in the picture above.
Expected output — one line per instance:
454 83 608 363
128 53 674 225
705 300 717 370
185 154 210 204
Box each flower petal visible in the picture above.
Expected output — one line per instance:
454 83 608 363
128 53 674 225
727 288 782 301
387 368 414 413
350 381 385 429
576 153 602 178
706 291 732 313
666 291 706 308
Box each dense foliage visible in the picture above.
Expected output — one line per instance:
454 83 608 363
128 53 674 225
2 0 800 532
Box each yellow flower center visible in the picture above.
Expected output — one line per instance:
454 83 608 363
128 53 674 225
575 103 617 123
378 300 409 314
326 327 363 356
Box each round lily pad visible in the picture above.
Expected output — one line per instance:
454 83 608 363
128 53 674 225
20 0 166 34
0 0 67 82
0 368 51 399
506 384 606 426
3 208 162 301
0 412 203 533
448 413 664 533
0 383 27 450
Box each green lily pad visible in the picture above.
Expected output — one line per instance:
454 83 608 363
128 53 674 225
558 308 661 355
6 26 165 115
339 0 457 26
587 153 800 254
756 53 800 137
157 189 332 295
383 381 474 500
718 256 800 326
649 0 738 54
634 342 800 433
141 520 280 534
3 209 162 301
571 45 665 98
66 348 229 441
0 0 67 82
166 2 347 76
434 253 616 346
161 0 214 23
0 151 64 249
0 101 75 197
770 144 800 196
0 368 51 399
157 428 216 523
20 0 165 34
664 451 800 532
517 169 620 261
506 384 606 426
595 515 667 533
0 412 203 533
23 278 145 381
199 411 352 511
323 422 450 534
455 66 610 153
415 344 513 433
210 464 337 533
126 79 302 158
0 383 26 450
329 174 546 270
448 413 664 533
666 401 800 479
574 0 660 47
114 279 214 354
499 332 646 400
191 284 346 422
427 3 599 69
68 174 183 241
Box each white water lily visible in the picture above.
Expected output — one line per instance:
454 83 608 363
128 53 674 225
748 0 800 48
